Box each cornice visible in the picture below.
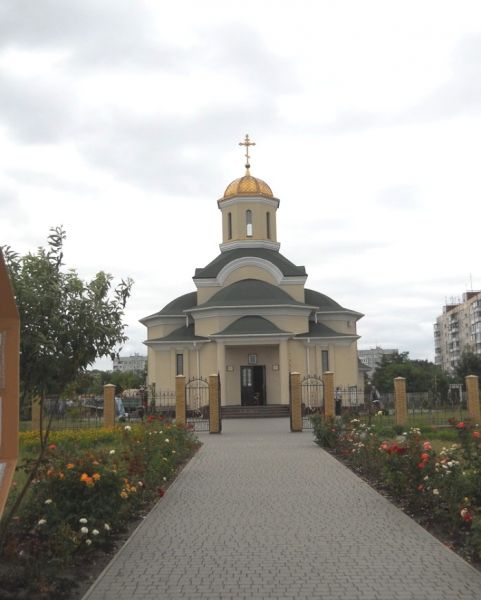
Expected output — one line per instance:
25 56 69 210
217 196 280 209
219 240 281 252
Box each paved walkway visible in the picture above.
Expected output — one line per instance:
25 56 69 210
83 419 481 600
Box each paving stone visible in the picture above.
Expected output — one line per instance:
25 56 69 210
83 418 481 599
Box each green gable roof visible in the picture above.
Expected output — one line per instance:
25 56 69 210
214 316 289 336
196 279 307 309
194 248 306 279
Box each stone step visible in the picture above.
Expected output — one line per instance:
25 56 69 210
221 404 290 419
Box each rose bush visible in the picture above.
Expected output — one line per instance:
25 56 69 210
0 420 199 598
313 415 481 562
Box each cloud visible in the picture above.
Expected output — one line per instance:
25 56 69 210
0 1 162 67
375 185 421 210
0 70 78 142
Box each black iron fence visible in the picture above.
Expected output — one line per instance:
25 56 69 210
186 377 210 432
335 387 468 427
23 396 108 431
301 376 324 430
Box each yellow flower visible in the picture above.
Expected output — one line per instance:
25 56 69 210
66 463 75 469
120 491 128 499
92 472 101 481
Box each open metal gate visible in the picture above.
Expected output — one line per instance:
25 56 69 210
185 377 209 432
301 376 324 430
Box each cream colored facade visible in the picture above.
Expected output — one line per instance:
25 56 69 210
141 164 364 406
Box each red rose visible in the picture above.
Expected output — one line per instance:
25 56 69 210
472 431 480 439
48 443 57 450
456 422 465 429
157 488 165 497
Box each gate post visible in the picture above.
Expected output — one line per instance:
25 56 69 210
175 375 186 427
323 371 335 417
290 372 302 432
209 374 221 434
465 375 480 424
394 377 407 426
103 384 116 428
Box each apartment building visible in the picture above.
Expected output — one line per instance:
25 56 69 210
112 353 147 373
358 346 398 378
434 291 481 373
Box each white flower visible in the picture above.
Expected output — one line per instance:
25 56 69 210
80 527 89 534
37 518 47 526
79 518 88 524
109 449 116 455
85 539 92 546
104 523 111 531
163 477 167 481
433 489 440 495
124 425 132 432
44 499 53 505
92 529 100 536
165 438 170 443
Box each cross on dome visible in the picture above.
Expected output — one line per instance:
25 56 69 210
239 134 256 172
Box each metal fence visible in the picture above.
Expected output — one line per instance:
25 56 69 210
142 389 176 420
301 376 324 430
186 377 210 432
22 396 107 431
336 388 468 427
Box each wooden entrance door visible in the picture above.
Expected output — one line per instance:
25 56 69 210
240 366 266 406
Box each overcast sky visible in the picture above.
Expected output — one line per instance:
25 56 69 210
1 0 481 369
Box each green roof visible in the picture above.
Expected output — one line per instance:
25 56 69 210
304 289 342 311
295 322 349 338
157 291 197 315
194 248 306 278
148 324 208 343
214 316 289 336
196 279 307 309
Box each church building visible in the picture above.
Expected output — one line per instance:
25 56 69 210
141 136 364 407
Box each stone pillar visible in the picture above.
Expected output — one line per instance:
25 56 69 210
290 372 302 432
31 396 42 432
209 374 221 434
394 377 407 426
103 384 116 428
465 375 481 424
324 371 335 417
175 375 186 427
279 339 289 405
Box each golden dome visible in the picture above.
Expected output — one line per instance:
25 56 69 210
223 171 274 199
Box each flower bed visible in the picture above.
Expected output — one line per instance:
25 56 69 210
0 418 199 599
311 414 481 563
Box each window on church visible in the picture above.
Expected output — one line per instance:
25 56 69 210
227 212 232 239
322 350 329 373
266 212 271 239
176 353 184 376
246 210 252 237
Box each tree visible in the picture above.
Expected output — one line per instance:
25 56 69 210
0 227 133 550
3 227 133 407
455 350 481 383
372 351 449 395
